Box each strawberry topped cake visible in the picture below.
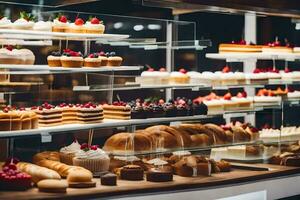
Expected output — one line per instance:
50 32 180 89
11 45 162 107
280 69 300 81
170 68 190 84
60 49 83 68
12 12 34 30
246 68 269 84
32 102 62 127
103 101 131 120
52 14 69 32
254 89 282 106
0 14 11 28
85 17 105 34
231 91 253 109
194 92 224 114
68 17 85 33
77 102 103 124
262 38 293 54
222 92 239 111
84 53 101 67
138 67 170 85
219 40 262 53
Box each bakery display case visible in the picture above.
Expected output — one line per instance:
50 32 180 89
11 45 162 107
0 2 300 200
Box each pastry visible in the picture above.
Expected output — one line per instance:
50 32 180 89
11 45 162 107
137 68 170 85
12 12 34 30
85 17 105 34
0 16 11 28
33 21 52 31
67 18 86 33
120 165 144 180
61 49 84 68
103 102 131 120
59 140 81 165
18 48 35 65
32 103 62 127
262 39 293 54
37 179 68 193
47 51 62 67
19 109 32 130
219 40 262 53
109 156 144 172
101 173 117 186
0 158 32 191
107 52 123 66
84 53 101 67
67 168 93 183
77 102 103 123
0 46 22 64
60 103 78 124
52 15 69 32
104 131 153 153
146 167 173 182
0 108 22 131
98 51 108 66
216 160 231 172
270 152 300 167
204 123 227 144
169 69 190 84
73 144 110 174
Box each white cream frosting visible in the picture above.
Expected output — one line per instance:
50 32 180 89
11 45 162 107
75 148 109 160
114 155 140 162
60 140 81 154
12 18 34 29
141 71 169 77
33 21 52 31
53 19 69 27
0 17 11 27
170 71 189 77
85 21 105 30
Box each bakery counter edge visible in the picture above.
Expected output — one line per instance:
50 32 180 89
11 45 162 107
0 164 299 200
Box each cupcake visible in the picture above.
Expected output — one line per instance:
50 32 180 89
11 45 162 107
84 53 101 67
52 15 69 32
85 17 105 34
0 46 22 64
107 52 123 66
73 144 110 174
12 12 35 30
18 49 35 65
60 140 81 165
60 49 83 68
47 51 62 67
98 51 108 66
67 18 86 33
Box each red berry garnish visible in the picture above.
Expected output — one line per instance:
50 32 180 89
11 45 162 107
59 15 67 23
253 68 261 73
284 68 291 73
223 92 232 100
147 68 154 72
159 68 166 72
75 18 84 26
179 68 187 74
80 143 88 150
90 17 100 24
222 66 231 73
90 145 98 150
239 39 246 45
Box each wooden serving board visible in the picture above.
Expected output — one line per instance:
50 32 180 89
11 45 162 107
0 164 299 200
68 181 96 188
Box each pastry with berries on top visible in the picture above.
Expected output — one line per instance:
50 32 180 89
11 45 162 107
169 68 190 84
73 143 110 174
12 11 35 30
60 49 83 68
262 38 293 54
85 16 105 34
98 51 108 66
84 53 101 67
219 39 263 53
47 51 62 67
52 14 69 32
77 102 103 123
103 101 131 120
32 102 62 127
68 17 86 33
0 158 32 191
0 106 22 131
59 103 78 124
107 52 123 66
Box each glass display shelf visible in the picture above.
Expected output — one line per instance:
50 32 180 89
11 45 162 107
206 53 300 62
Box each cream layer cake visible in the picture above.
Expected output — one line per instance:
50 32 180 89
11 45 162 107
32 103 62 127
103 102 131 120
59 103 78 124
260 126 300 143
219 43 262 53
77 103 103 123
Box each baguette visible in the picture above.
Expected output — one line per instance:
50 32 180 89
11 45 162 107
17 162 61 183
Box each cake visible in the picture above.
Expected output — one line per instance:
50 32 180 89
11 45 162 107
18 49 35 65
187 71 203 84
217 66 238 85
222 92 238 111
52 15 69 32
203 99 224 114
47 51 62 67
107 52 123 66
246 69 269 84
0 16 11 28
98 52 108 66
219 40 262 53
33 21 52 32
0 158 32 191
77 102 103 124
120 165 144 180
60 103 78 124
85 17 105 34
201 71 221 86
73 144 110 174
281 70 300 81
101 173 117 186
0 108 22 131
61 49 84 68
137 68 170 85
103 102 131 120
254 89 282 106
84 53 101 67
67 18 86 33
146 167 173 182
260 126 300 143
0 47 23 64
287 90 300 99
169 69 190 84
59 140 81 165
262 39 293 54
32 103 62 127
12 12 34 30
19 109 32 130
231 91 253 110
293 47 300 54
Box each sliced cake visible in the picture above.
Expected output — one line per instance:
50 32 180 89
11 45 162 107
103 102 131 120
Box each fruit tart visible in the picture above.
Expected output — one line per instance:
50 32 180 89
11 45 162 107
52 14 69 32
61 49 83 68
85 16 105 34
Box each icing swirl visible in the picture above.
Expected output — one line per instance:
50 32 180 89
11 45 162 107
60 140 81 154
75 148 109 160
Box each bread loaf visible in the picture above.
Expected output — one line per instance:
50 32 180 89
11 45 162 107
204 124 227 144
17 162 61 183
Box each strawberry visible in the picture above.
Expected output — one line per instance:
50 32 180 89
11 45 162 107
158 99 165 104
223 92 232 100
241 91 247 97
222 66 231 73
179 68 187 74
147 68 154 72
80 143 88 150
236 92 243 98
90 17 100 24
159 68 166 72
90 145 98 150
253 68 261 73
284 68 291 73
75 18 84 26
59 15 67 23
239 39 246 45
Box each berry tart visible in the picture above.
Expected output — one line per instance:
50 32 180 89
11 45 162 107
73 143 110 174
84 53 101 67
85 17 105 34
52 14 69 32
0 158 32 191
103 101 131 120
61 49 84 68
129 99 146 119
12 12 35 30
47 51 62 67
107 52 123 66
68 17 86 33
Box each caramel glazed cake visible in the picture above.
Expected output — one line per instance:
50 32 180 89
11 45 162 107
103 103 131 120
77 103 104 123
219 43 262 53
